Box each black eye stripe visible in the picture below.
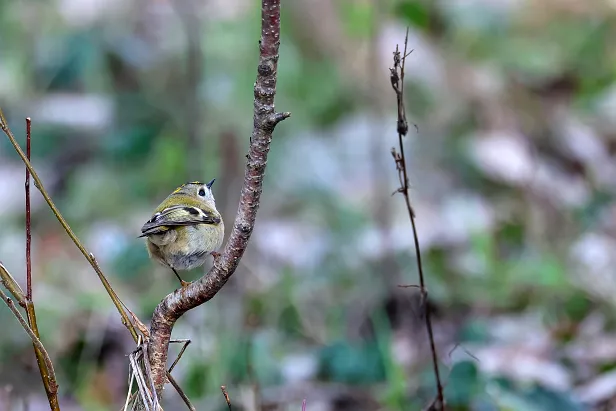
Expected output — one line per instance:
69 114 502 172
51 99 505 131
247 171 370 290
184 207 200 216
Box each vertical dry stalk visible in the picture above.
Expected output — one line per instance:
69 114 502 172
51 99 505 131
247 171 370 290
25 117 32 301
0 117 62 411
0 109 141 345
2 99 194 411
146 0 290 396
389 30 445 410
0 288 59 410
23 118 58 409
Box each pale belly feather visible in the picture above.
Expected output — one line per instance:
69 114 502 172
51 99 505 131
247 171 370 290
146 223 224 271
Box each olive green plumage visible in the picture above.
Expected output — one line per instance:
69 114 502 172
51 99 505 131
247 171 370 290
140 180 224 287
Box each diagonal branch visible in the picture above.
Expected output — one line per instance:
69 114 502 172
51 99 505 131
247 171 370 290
0 262 26 306
0 288 59 407
147 0 290 395
0 109 141 345
1 104 193 411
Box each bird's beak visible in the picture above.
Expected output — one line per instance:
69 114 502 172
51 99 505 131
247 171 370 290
206 178 216 189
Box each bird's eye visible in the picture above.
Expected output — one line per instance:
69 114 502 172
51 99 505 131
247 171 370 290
198 188 206 197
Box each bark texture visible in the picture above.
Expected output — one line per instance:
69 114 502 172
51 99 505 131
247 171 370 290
147 0 290 394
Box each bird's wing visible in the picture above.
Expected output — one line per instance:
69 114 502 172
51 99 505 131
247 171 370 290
139 205 221 237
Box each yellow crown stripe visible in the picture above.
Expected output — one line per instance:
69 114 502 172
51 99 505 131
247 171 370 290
171 181 204 194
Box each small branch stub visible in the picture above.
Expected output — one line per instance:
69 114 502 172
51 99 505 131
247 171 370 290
220 386 232 411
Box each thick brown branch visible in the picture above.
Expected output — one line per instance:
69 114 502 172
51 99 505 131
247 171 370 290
147 0 289 395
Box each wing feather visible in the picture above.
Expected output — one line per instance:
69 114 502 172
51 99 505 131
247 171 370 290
139 205 221 237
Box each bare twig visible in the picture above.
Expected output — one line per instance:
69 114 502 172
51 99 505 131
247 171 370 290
220 386 232 411
0 111 191 409
0 118 61 410
25 117 32 301
21 117 58 411
167 373 195 411
129 349 154 411
389 29 445 409
0 288 59 409
141 344 160 411
0 109 141 344
302 398 306 411
26 299 58 407
123 361 137 411
162 339 195 410
0 262 26 305
167 339 191 373
146 0 290 395
447 343 479 363
124 359 188 411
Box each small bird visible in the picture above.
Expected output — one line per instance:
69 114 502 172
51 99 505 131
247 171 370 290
139 179 225 287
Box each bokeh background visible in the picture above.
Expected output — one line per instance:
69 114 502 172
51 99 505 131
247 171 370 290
1 0 616 410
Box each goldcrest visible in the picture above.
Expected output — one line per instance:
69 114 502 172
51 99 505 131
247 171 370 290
139 179 225 287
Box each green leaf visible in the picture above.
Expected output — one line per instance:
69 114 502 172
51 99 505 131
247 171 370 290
445 361 482 406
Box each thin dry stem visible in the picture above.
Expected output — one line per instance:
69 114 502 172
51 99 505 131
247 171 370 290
0 110 192 408
0 262 26 305
26 301 59 410
146 0 290 395
123 367 136 411
22 116 58 411
141 345 160 411
167 339 191 373
167 373 195 411
389 29 445 409
25 117 32 301
0 288 59 410
221 386 232 411
0 109 140 343
129 350 154 411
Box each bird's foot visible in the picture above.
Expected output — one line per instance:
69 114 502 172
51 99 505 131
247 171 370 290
211 251 221 264
180 280 191 288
